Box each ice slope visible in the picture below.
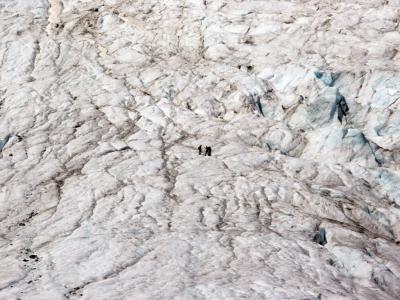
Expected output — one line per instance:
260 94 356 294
0 0 400 299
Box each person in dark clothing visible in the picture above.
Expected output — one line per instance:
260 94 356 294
205 146 212 156
198 145 202 155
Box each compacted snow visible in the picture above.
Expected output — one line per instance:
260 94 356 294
1 0 400 299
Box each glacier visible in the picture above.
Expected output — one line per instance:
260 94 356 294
0 0 400 299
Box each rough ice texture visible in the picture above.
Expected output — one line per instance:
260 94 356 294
1 0 400 299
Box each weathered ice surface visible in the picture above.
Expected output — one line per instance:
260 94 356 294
1 0 400 299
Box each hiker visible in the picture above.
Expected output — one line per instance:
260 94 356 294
205 146 212 156
198 145 202 155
